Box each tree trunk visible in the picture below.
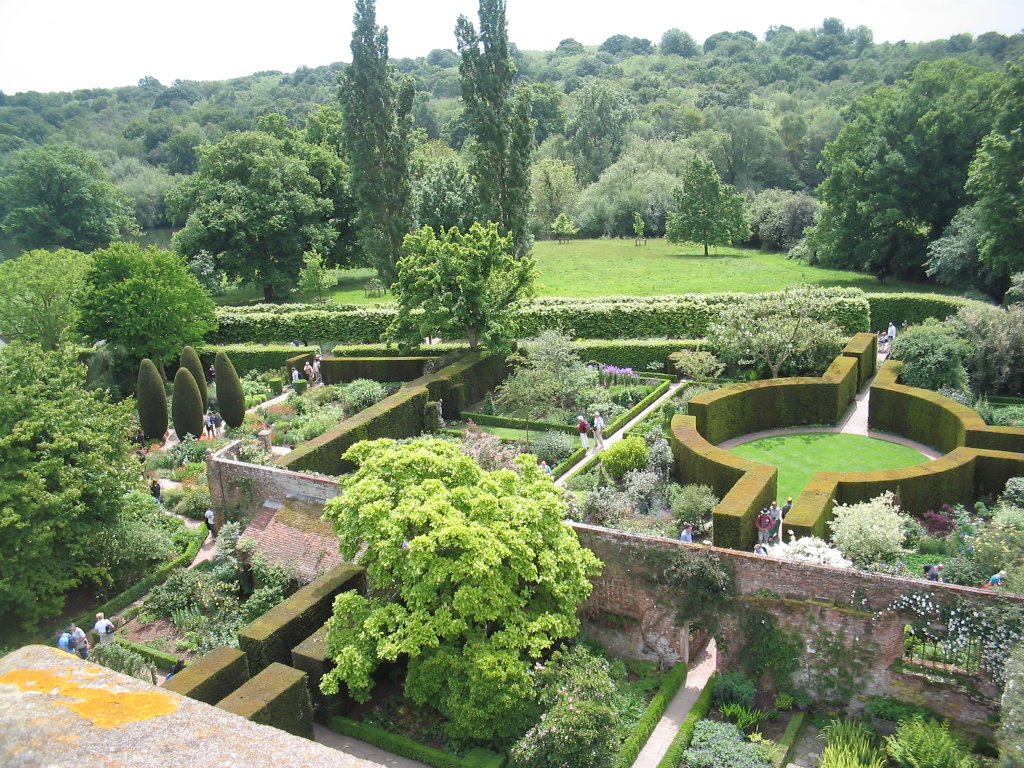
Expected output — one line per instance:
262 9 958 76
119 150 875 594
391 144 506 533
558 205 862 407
467 327 479 350
704 242 709 256
263 284 276 302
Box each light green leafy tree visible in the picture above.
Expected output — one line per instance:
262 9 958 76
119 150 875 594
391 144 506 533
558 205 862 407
709 287 844 378
0 144 138 251
633 211 645 240
0 248 90 350
550 212 579 241
497 330 597 413
340 0 415 285
456 0 535 257
320 438 602 743
666 155 749 256
388 222 534 350
78 242 217 375
0 343 136 628
530 157 579 238
296 248 339 304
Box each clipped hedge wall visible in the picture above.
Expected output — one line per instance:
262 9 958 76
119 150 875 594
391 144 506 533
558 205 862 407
865 293 968 330
331 341 465 358
212 290 870 344
614 662 688 768
423 351 511 420
575 339 705 372
291 624 348 719
237 564 364 674
217 662 314 740
656 672 716 768
462 412 576 434
201 344 319 375
714 466 778 551
115 638 180 670
327 716 505 768
164 646 250 704
320 356 434 384
841 332 878 389
869 373 973 454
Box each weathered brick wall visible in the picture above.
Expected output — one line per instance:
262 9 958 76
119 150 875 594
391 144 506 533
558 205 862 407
879 668 999 738
207 442 340 521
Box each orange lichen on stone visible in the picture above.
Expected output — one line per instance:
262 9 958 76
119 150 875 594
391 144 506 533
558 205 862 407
0 668 178 728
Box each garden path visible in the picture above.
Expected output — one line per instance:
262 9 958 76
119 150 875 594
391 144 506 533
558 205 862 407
555 380 687 487
631 639 718 768
312 723 429 768
784 722 821 767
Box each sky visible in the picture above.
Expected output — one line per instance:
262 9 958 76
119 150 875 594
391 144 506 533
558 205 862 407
1 0 1022 94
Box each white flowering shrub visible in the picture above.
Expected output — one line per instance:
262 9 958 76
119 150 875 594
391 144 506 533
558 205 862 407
770 535 851 568
828 491 910 564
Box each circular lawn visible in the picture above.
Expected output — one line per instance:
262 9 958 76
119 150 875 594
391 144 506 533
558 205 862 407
729 432 929 503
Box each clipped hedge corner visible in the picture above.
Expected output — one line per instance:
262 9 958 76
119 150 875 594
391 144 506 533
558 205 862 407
217 662 314 739
164 645 249 704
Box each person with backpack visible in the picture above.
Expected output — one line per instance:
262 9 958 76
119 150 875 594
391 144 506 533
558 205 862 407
577 415 590 450
94 612 116 645
756 508 774 545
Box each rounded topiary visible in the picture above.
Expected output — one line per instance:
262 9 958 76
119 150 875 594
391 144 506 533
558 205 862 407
215 351 245 428
136 358 168 440
600 435 649 481
179 345 208 414
172 367 204 440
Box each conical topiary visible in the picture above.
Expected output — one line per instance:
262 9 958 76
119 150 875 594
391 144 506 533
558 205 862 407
216 350 245 428
180 345 208 414
172 367 204 440
137 358 168 440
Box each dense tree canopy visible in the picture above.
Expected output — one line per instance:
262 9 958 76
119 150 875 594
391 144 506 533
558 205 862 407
320 438 601 742
0 144 137 250
341 0 415 285
168 116 355 301
0 248 90 350
389 222 534 350
0 344 136 628
78 242 217 372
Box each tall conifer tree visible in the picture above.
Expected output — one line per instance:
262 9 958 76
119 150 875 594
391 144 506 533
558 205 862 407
456 0 534 257
340 0 414 286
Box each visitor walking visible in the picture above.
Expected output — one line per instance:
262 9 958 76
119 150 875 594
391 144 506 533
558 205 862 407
577 415 590 450
57 629 75 654
768 501 783 543
679 523 693 543
205 508 217 539
781 496 793 518
592 411 606 450
313 355 322 383
69 623 89 659
150 478 162 503
755 508 774 544
290 367 300 384
213 411 223 436
887 321 897 344
207 364 216 383
204 411 216 439
303 361 314 382
987 570 1008 588
165 659 186 681
924 563 944 582
539 460 553 476
94 613 116 645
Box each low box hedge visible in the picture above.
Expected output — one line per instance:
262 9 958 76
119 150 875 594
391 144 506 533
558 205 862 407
164 646 250 704
327 716 506 768
553 446 588 478
461 412 576 434
614 662 688 768
114 638 180 670
655 671 716 768
237 564 364 674
320 356 435 384
217 662 314 740
772 711 807 767
606 379 671 437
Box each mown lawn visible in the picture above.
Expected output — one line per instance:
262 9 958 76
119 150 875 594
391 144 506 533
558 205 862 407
730 432 929 503
216 239 955 307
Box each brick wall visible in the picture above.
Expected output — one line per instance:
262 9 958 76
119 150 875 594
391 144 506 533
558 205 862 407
206 441 340 521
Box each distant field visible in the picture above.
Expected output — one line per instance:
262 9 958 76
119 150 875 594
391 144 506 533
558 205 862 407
212 238 956 307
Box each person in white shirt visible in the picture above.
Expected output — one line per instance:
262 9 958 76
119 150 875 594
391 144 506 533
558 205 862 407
69 623 89 659
592 411 606 450
94 612 116 645
205 508 217 539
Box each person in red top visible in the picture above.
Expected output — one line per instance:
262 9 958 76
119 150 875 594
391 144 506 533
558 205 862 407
577 415 590 450
755 509 774 544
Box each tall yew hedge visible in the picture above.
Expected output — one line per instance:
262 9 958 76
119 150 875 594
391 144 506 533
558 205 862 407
172 367 204 439
216 351 245 428
180 345 208 414
136 358 168 440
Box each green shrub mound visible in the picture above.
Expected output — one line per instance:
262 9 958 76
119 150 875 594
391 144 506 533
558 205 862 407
601 435 649 480
171 367 204 440
180 345 208 414
136 358 168 440
215 351 245 428
683 720 773 768
884 717 977 768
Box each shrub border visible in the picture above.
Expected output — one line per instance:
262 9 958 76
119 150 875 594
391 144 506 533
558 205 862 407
614 661 688 768
327 716 505 768
655 671 716 768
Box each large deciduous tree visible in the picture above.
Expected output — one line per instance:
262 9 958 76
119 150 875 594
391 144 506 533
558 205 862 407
566 80 637 183
529 157 579 239
388 222 535 351
340 0 414 285
320 438 601 742
0 144 138 251
78 242 216 373
710 287 844 378
812 59 1003 280
666 155 749 255
0 248 90 350
168 115 355 301
0 343 136 628
456 0 534 257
